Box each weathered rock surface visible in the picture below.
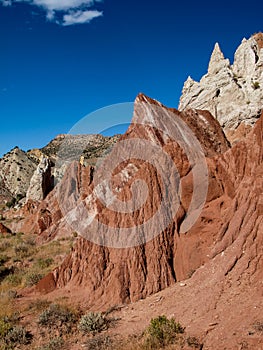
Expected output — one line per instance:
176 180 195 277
26 155 53 203
0 134 121 208
19 94 230 302
112 110 263 348
0 147 37 200
179 33 263 132
31 95 261 316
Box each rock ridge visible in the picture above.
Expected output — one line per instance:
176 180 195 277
179 34 263 132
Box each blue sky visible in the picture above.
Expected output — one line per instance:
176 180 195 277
0 0 262 156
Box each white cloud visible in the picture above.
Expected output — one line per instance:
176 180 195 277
46 9 54 21
0 0 103 25
33 0 95 11
62 9 102 26
2 0 12 6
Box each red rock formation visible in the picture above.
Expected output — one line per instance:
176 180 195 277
16 94 262 320
27 94 232 303
0 222 12 235
130 115 262 348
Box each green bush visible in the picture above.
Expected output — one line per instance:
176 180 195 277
25 272 43 286
0 241 11 251
252 81 260 89
187 336 203 348
78 312 109 334
143 315 184 349
0 255 9 265
0 319 32 349
6 198 16 209
4 325 32 345
38 337 64 350
14 243 29 257
0 318 12 338
4 272 23 286
5 194 24 209
84 335 113 350
38 304 76 330
36 258 54 269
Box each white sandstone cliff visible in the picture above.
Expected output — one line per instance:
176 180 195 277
179 33 263 130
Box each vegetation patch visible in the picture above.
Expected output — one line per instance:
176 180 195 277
37 336 64 350
38 303 77 331
142 315 185 349
0 317 32 349
78 312 110 334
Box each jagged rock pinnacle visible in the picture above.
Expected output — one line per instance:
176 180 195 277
179 35 263 130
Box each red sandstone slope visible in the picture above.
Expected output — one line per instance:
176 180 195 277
113 116 262 349
20 94 259 307
18 95 227 303
15 94 262 348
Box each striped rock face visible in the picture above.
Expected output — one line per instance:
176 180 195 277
19 95 262 315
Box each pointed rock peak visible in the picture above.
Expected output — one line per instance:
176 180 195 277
209 42 225 63
185 76 195 84
183 76 197 88
9 146 24 155
208 42 228 74
214 42 223 53
135 93 164 107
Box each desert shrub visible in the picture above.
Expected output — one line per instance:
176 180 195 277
25 272 43 286
252 81 260 89
28 299 51 312
187 336 203 348
4 325 32 345
15 194 24 202
14 243 29 256
38 336 64 350
78 312 109 334
0 318 12 337
253 320 263 332
5 195 24 209
0 241 11 251
24 235 36 246
7 290 18 300
6 198 16 208
4 271 22 287
143 315 184 349
36 258 54 269
0 318 32 349
0 255 9 265
85 335 113 350
38 304 76 330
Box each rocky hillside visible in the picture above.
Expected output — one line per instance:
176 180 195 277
29 133 120 165
179 33 263 135
0 134 120 206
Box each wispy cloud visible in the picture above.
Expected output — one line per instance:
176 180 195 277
63 9 102 26
0 0 103 25
2 0 11 6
